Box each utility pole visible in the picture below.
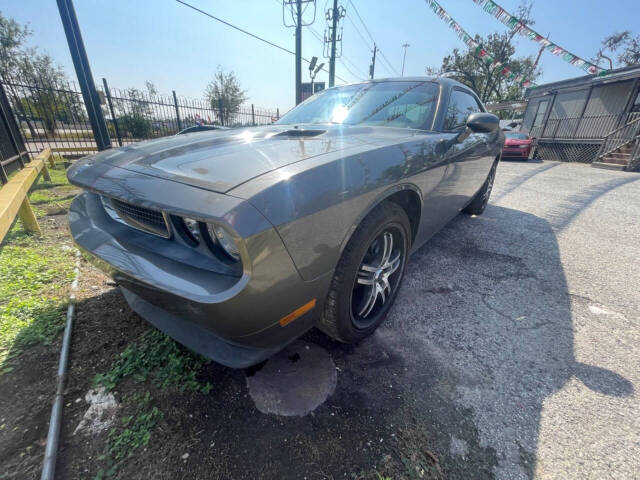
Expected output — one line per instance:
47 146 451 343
283 0 316 105
401 43 410 77
325 0 345 87
295 0 302 104
56 0 111 151
329 0 338 87
533 33 550 71
369 44 377 79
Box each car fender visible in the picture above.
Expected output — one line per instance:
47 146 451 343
337 182 423 256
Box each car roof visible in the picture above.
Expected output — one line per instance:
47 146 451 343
332 76 479 98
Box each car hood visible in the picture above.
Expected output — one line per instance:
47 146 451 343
75 124 416 193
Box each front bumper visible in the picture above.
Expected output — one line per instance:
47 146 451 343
502 147 531 159
69 192 331 368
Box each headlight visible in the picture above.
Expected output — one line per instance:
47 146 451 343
182 217 201 243
206 223 240 261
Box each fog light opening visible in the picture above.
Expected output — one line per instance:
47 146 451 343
206 223 240 262
182 217 201 245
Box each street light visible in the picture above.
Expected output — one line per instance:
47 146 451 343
309 56 325 94
309 56 318 73
401 43 410 77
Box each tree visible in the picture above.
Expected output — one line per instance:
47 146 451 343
115 81 157 139
204 68 247 126
427 2 540 103
0 12 78 137
18 53 70 136
0 11 30 79
595 31 640 69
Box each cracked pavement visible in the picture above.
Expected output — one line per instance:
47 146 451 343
371 159 640 479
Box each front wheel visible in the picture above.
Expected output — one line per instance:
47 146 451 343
318 202 410 343
464 161 497 215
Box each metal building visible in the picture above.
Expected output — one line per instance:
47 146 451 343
521 64 640 170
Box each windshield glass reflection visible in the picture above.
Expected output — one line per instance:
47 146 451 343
277 81 439 130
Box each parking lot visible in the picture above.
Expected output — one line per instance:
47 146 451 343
2 159 639 480
387 159 640 479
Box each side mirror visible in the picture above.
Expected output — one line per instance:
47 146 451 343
454 112 500 143
466 112 499 133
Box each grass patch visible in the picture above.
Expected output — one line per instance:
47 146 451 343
0 242 74 366
94 328 212 394
95 392 163 479
93 326 212 477
29 164 76 213
0 163 77 369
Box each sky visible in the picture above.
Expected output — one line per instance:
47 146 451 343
1 0 639 112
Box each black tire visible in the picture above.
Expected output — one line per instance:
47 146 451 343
463 161 497 215
318 201 410 343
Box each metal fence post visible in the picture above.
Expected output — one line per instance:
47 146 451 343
102 78 122 146
172 90 182 131
0 155 8 184
218 97 225 126
57 0 111 151
0 103 24 169
0 80 28 168
251 104 255 126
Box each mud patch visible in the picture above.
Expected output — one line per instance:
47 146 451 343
246 341 337 416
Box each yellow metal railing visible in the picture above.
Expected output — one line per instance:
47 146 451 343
0 148 52 242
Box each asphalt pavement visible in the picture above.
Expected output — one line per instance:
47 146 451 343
371 159 640 479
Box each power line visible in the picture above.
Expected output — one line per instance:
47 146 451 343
306 24 324 43
307 24 362 81
338 58 364 80
347 0 375 45
377 48 400 76
340 56 367 80
176 0 295 57
344 13 373 51
345 0 399 76
175 0 347 83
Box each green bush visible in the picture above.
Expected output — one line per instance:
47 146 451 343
118 114 152 139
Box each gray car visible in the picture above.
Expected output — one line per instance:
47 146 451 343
67 77 503 368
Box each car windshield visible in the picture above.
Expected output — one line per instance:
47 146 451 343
505 133 529 139
276 81 439 130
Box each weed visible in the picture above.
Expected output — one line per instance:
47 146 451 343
0 163 77 367
0 243 73 365
94 328 212 393
95 392 163 479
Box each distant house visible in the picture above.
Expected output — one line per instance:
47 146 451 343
521 64 640 170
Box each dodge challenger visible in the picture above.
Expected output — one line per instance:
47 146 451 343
67 77 503 368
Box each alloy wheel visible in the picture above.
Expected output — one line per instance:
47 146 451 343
483 166 496 205
351 227 406 329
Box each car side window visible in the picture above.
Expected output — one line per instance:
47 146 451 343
443 90 482 131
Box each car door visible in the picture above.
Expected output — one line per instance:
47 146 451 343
440 88 493 209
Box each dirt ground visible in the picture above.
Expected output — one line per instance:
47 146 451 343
54 262 445 480
1 159 639 479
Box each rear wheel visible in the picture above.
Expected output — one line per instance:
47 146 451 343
318 202 410 343
463 161 497 215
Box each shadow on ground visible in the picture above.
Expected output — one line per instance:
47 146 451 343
383 202 633 479
48 184 634 479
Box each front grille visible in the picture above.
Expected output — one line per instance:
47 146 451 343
105 197 170 238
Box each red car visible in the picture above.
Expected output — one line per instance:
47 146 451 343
502 132 534 160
